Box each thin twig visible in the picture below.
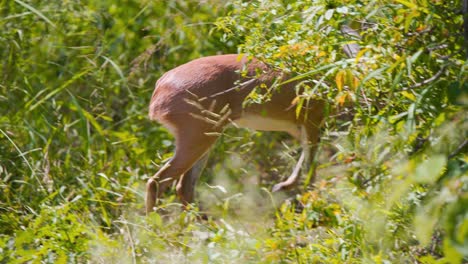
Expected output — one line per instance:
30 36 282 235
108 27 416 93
403 66 446 90
123 220 137 264
207 79 257 99
449 139 468 159
427 44 449 52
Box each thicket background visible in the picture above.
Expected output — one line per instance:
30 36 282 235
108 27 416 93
0 0 466 263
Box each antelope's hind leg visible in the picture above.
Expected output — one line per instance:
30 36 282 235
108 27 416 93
272 124 320 192
145 124 218 214
176 152 210 206
271 149 306 192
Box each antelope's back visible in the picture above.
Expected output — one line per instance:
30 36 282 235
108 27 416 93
149 55 265 122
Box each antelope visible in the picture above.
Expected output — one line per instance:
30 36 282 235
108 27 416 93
146 26 360 214
145 54 326 214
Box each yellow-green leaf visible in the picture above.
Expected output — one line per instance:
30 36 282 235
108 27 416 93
401 91 416 101
335 70 345 91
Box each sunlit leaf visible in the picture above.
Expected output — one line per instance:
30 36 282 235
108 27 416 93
401 91 416 101
414 155 446 184
335 70 345 91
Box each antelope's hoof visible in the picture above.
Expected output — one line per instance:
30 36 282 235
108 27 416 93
272 183 285 193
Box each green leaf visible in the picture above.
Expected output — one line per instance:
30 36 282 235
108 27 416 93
448 81 468 106
414 155 446 184
148 212 163 227
401 91 416 101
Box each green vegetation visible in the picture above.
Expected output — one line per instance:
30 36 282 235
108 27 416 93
1 0 466 263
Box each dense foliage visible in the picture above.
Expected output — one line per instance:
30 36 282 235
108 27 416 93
1 0 466 263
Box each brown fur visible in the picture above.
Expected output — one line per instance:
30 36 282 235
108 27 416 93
146 54 324 214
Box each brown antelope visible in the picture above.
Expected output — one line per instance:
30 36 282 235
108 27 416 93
145 25 360 214
145 54 327 214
